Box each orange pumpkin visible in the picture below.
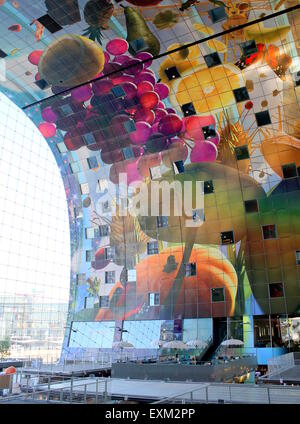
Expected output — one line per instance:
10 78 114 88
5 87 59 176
135 246 238 317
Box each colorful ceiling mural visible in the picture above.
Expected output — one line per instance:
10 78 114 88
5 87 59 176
0 0 300 343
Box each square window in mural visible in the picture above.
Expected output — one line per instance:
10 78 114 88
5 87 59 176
82 133 96 146
204 180 214 194
99 296 109 308
150 166 162 180
98 179 108 192
147 241 159 255
70 162 80 174
211 288 225 302
282 163 297 179
255 110 272 127
181 102 197 117
185 262 196 277
240 39 257 57
148 292 160 306
111 86 125 98
105 247 115 260
87 156 98 169
269 283 284 298
60 104 73 116
0 49 8 58
128 269 137 283
56 142 67 154
296 251 300 265
105 271 116 285
262 224 277 240
233 87 250 103
86 250 95 262
221 231 234 245
102 200 111 213
164 66 181 81
204 52 222 68
234 145 250 161
122 146 134 160
202 125 217 140
80 183 89 195
129 38 147 54
209 6 227 23
123 120 136 134
37 14 63 33
244 199 259 213
34 79 50 90
173 160 184 174
98 225 110 237
157 216 168 228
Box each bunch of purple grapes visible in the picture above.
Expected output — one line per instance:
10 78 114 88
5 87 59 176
39 38 220 184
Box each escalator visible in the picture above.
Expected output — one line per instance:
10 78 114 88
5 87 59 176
201 318 227 362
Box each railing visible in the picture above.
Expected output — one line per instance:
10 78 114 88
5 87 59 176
0 376 110 404
152 382 300 404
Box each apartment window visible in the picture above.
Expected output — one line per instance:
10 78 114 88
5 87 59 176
0 49 8 58
233 87 250 103
37 14 63 33
164 66 181 81
148 293 160 306
123 120 136 134
181 102 196 117
80 183 89 195
208 6 227 23
60 104 73 116
204 180 214 194
296 251 300 265
111 86 125 98
35 79 50 90
221 231 234 245
86 250 95 262
85 227 95 239
240 40 257 57
202 125 217 140
269 283 284 298
104 247 114 260
185 263 196 277
211 288 225 302
99 225 109 237
150 166 162 180
87 156 98 169
244 199 258 213
57 142 68 153
70 162 81 174
157 216 168 228
84 297 95 309
282 163 297 179
204 52 222 68
99 296 110 308
147 241 159 255
255 110 271 127
122 146 134 160
102 200 111 213
128 269 137 282
262 224 277 240
173 160 185 174
76 274 86 285
98 179 108 192
82 132 97 146
105 271 116 285
234 145 250 161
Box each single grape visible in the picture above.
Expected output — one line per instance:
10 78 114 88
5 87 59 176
154 82 169 100
166 107 176 114
92 79 114 96
154 108 168 123
103 62 123 75
124 58 143 76
111 74 135 85
104 51 110 64
41 106 57 123
106 38 129 56
28 50 43 65
114 54 131 65
38 122 56 138
134 107 155 125
134 71 156 86
156 101 165 110
137 81 154 98
158 114 183 136
139 91 160 109
129 121 152 145
135 51 153 68
190 140 218 163
71 84 92 103
121 82 137 100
